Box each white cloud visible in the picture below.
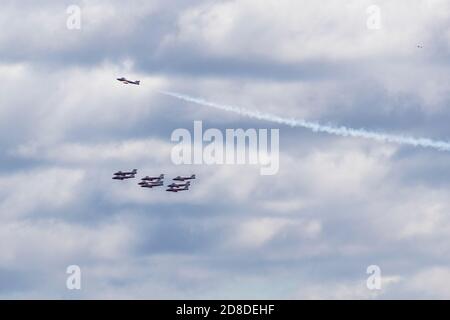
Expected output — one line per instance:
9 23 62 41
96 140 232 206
230 217 321 249
1 0 450 299
0 217 136 267
0 1 159 54
295 275 402 299
0 62 168 145
12 138 172 164
0 168 85 219
407 267 450 298
164 0 450 62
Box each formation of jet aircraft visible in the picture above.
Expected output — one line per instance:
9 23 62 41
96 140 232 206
112 170 195 193
113 80 198 193
116 77 140 85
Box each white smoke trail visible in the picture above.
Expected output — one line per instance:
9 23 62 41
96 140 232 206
159 90 450 152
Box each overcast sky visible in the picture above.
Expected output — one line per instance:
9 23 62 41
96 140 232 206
1 0 450 299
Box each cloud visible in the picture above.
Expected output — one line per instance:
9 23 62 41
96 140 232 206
1 0 450 299
294 275 402 299
0 168 84 219
406 267 450 299
231 217 321 249
12 138 172 164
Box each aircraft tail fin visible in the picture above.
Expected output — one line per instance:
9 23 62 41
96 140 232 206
136 80 140 85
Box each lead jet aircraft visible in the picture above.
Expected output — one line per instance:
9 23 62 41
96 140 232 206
141 174 164 181
167 181 190 188
166 185 189 192
173 174 196 182
116 77 140 85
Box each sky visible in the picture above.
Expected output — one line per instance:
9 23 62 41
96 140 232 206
0 0 450 299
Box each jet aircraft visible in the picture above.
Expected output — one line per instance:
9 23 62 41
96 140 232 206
173 174 196 181
140 181 164 188
117 77 140 85
166 185 189 192
112 169 137 180
167 181 190 188
141 174 164 181
114 169 137 176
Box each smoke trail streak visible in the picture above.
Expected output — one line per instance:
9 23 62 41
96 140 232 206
159 90 450 152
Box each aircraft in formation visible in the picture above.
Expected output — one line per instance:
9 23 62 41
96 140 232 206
116 77 141 85
138 174 164 189
114 80 197 192
166 181 190 192
166 185 189 193
141 174 164 181
113 170 195 193
167 181 190 188
173 174 196 181
112 169 137 180
139 180 164 188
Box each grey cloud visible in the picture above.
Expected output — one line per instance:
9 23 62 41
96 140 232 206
1 0 450 299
